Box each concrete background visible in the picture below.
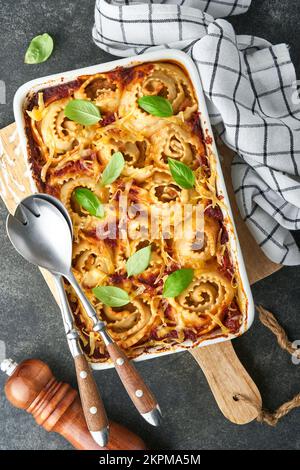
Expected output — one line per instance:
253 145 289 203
1 0 300 450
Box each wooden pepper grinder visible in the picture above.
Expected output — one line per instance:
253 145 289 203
1 357 146 450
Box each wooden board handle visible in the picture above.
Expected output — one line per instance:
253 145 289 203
106 343 159 416
74 354 109 433
190 341 262 424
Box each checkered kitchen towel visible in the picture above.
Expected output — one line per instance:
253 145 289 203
93 0 300 265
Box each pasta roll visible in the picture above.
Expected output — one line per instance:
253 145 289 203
119 63 197 137
60 176 116 231
142 63 197 117
149 122 205 170
40 99 79 155
72 239 115 285
145 169 189 204
75 73 122 114
169 265 235 333
95 126 153 181
173 215 219 267
99 298 159 350
48 149 102 185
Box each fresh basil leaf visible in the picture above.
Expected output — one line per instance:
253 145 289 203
163 268 194 298
126 245 152 277
101 152 125 186
24 33 54 64
74 188 104 218
168 158 195 189
93 286 130 307
64 99 101 126
138 95 173 117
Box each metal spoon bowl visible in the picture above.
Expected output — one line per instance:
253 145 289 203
7 197 73 276
32 193 73 235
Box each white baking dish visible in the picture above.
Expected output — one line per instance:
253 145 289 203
13 49 254 370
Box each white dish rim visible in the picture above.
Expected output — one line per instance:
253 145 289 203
13 49 255 371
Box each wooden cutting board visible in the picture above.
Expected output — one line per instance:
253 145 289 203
0 123 282 425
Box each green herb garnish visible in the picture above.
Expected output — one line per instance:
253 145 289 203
25 33 54 64
93 286 130 307
138 95 173 117
101 152 125 186
126 245 152 277
168 158 195 189
163 268 194 298
64 99 101 126
74 188 104 218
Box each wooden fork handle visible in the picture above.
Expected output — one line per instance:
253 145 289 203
74 354 109 433
106 343 159 416
190 341 262 424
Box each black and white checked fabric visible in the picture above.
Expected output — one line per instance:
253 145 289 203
93 0 300 265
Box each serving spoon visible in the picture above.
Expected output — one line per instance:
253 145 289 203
13 194 110 447
6 194 161 428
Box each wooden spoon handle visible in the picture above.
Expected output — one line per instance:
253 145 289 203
190 341 262 424
106 343 160 418
74 354 109 433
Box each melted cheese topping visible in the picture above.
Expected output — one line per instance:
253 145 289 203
25 62 247 363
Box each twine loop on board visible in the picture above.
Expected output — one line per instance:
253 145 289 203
257 306 300 359
236 306 300 426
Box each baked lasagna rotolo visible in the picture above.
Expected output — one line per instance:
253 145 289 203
24 61 247 363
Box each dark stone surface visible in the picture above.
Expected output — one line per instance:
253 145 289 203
0 0 300 450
